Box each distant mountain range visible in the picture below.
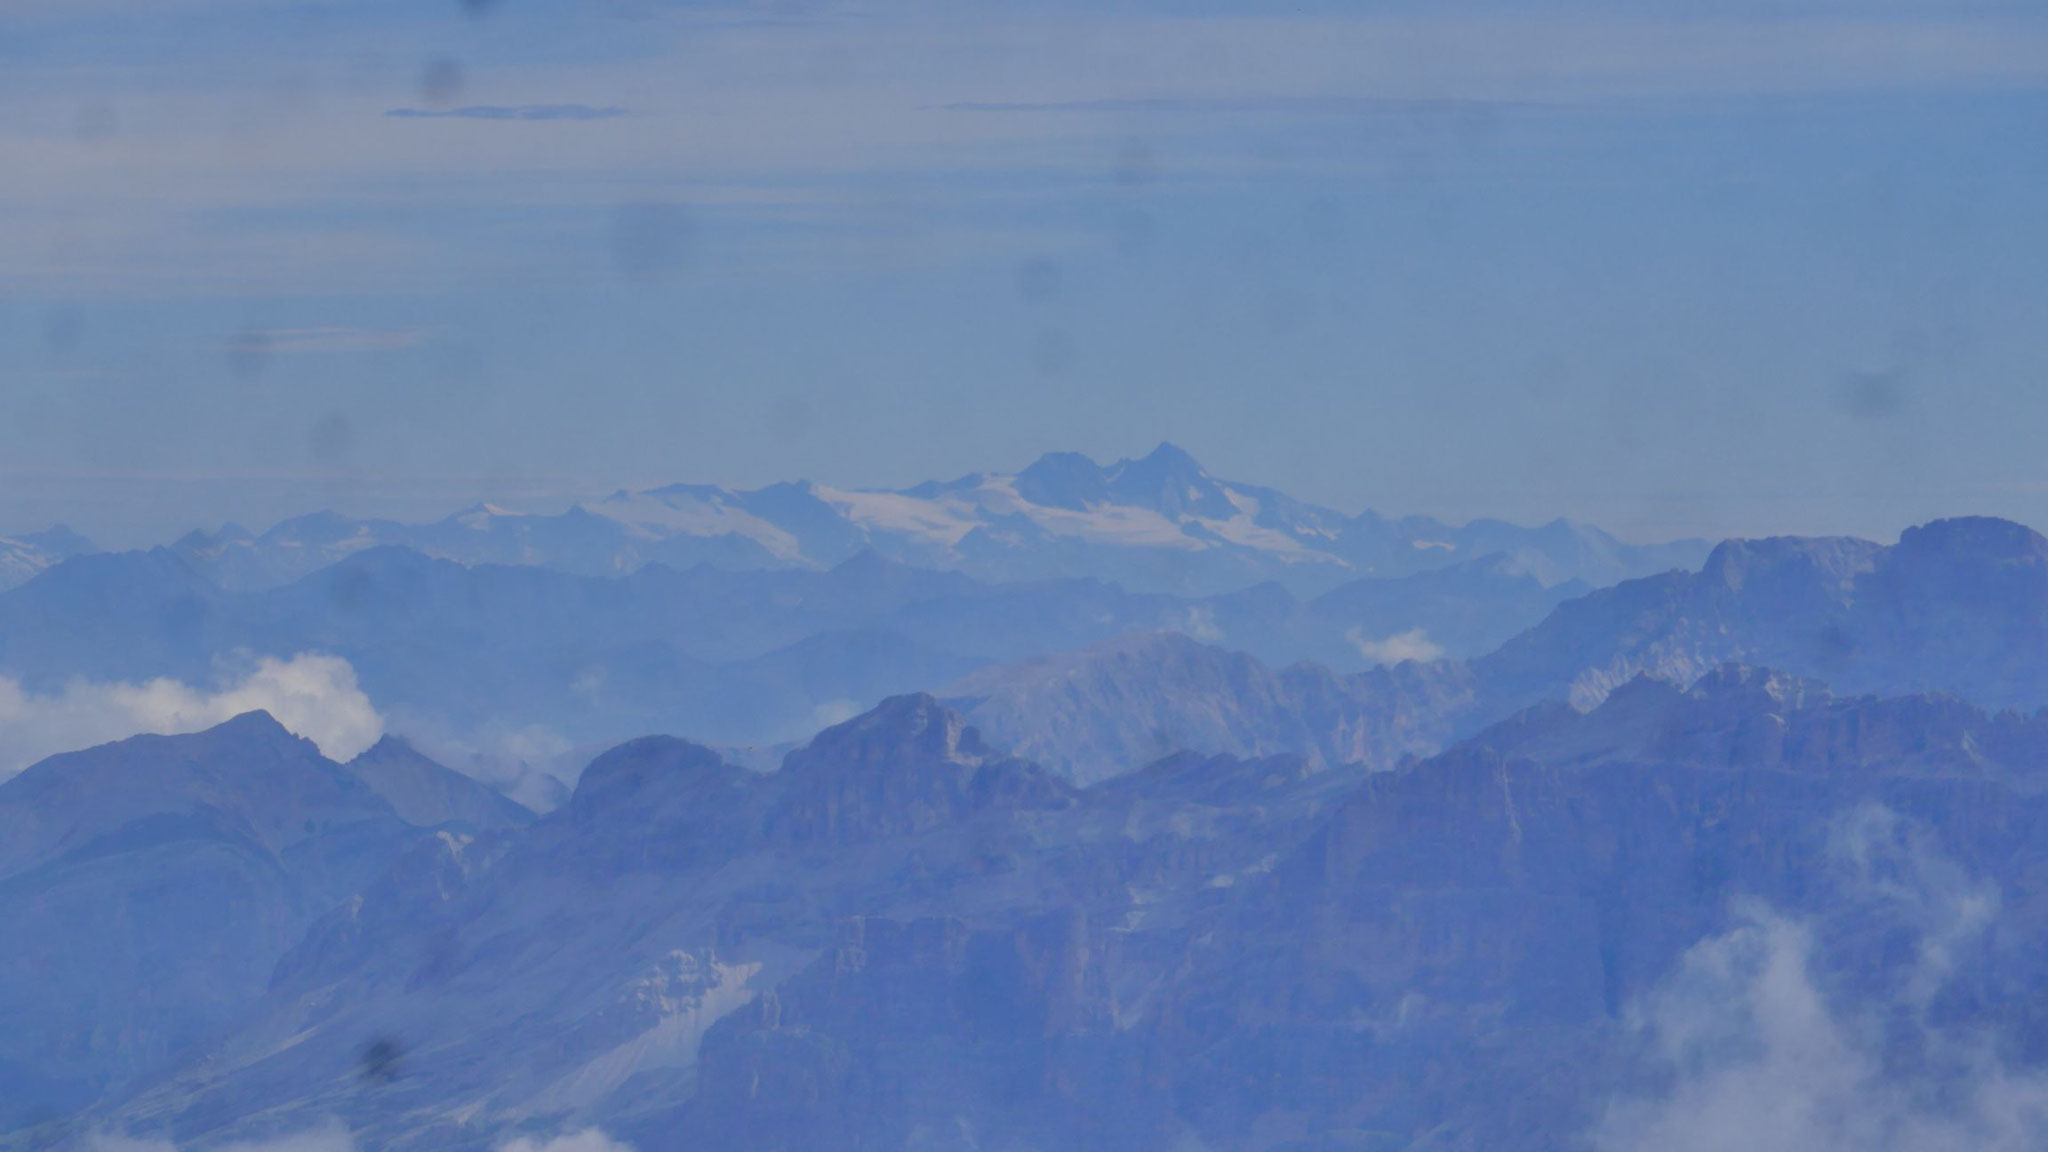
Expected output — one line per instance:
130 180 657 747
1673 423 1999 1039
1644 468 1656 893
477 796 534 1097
938 516 2048 783
15 668 2048 1150
5 515 2047 797
154 444 1708 597
0 543 1577 761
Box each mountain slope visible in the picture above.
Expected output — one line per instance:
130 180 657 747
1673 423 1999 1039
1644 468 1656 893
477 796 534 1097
343 736 535 831
0 714 448 1134
74 695 1359 1150
0 526 94 593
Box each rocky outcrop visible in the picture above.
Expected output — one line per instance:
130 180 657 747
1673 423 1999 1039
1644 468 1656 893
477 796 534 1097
769 694 1076 846
947 632 1475 783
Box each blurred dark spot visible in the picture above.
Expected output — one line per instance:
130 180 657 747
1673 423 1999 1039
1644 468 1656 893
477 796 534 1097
461 0 504 16
1226 227 1275 275
417 57 465 108
1112 140 1159 188
808 41 858 86
766 393 815 438
609 202 696 285
309 412 357 465
73 105 118 143
1013 258 1063 305
1302 195 1345 245
226 330 271 380
1030 329 1075 377
1812 624 1859 671
154 594 209 650
329 564 376 614
42 308 82 357
1263 286 1310 333
360 1036 405 1084
1112 207 1154 260
1836 371 1904 420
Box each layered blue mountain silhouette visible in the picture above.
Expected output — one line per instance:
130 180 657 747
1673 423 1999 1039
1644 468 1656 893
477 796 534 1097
9 453 2048 1150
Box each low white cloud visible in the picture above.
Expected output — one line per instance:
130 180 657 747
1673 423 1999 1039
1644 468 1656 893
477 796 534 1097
1172 606 1224 645
1346 627 1445 666
497 1130 637 1152
1592 808 2048 1152
0 653 383 778
809 698 863 730
384 710 580 813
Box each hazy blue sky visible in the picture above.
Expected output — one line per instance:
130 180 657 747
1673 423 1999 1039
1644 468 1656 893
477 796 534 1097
4 0 2047 546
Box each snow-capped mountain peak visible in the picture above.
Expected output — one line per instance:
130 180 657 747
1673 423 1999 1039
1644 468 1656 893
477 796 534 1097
147 449 1706 596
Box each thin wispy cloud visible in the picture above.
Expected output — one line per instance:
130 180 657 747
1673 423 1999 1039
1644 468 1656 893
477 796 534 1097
226 328 434 354
4 10 2046 294
1594 807 2044 1152
385 104 632 121
943 96 1537 114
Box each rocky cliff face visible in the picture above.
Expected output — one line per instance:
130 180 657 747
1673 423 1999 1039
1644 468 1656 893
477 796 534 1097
946 631 1475 784
768 694 1076 846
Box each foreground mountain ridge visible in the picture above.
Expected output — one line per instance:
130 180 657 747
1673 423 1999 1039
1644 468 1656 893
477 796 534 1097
17 661 2048 1150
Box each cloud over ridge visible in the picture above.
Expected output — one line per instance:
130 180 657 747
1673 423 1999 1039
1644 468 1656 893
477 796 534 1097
0 652 383 777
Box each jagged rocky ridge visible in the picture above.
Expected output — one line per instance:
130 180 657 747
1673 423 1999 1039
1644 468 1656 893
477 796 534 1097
18 668 2048 1151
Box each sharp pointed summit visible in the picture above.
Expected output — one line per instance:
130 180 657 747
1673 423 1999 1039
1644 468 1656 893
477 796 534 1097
1104 441 1236 519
